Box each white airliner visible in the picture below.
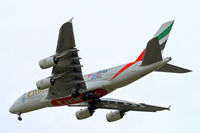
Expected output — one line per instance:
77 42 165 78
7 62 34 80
9 18 191 122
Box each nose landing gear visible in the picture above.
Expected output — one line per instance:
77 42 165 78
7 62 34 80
17 112 22 121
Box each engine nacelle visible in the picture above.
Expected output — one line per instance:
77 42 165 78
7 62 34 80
75 108 94 120
39 56 58 69
106 111 125 122
36 77 55 90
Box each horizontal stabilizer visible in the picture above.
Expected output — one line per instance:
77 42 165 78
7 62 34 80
141 37 162 66
155 64 191 73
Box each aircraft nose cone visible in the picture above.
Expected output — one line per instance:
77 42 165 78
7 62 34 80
9 100 19 114
9 105 15 114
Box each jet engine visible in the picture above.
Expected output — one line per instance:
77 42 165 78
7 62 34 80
75 108 94 120
106 111 125 122
36 77 55 90
39 56 58 69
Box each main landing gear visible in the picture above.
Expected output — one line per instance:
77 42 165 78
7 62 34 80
82 92 100 103
71 87 81 98
83 91 101 106
17 112 22 121
86 93 101 114
82 92 94 101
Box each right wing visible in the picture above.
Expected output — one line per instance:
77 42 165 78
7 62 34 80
69 98 170 112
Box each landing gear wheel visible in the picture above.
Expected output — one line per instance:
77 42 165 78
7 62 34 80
17 113 22 121
93 97 101 104
71 87 81 98
82 92 95 101
72 93 77 98
71 91 81 98
17 116 22 121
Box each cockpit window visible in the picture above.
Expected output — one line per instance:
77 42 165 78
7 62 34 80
21 93 26 103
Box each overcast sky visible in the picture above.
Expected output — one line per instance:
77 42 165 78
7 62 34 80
1 0 200 133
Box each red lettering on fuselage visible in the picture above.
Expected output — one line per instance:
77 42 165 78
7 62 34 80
51 88 108 106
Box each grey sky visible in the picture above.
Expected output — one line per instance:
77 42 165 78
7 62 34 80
1 0 200 133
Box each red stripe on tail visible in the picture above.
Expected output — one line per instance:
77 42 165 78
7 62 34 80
135 49 145 62
111 49 146 80
111 62 135 80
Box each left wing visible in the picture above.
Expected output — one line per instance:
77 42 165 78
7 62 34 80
69 98 170 112
46 18 87 99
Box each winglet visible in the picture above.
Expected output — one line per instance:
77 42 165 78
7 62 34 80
68 17 74 23
168 105 171 111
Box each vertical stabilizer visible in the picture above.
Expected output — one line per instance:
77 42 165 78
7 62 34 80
141 37 162 66
153 20 174 53
135 20 174 62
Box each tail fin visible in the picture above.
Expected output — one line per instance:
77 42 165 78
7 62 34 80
141 37 162 66
135 20 174 62
153 20 174 53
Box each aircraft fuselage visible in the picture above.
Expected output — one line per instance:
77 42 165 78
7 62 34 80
9 57 171 114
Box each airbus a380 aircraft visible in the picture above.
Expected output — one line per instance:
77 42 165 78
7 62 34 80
9 18 191 122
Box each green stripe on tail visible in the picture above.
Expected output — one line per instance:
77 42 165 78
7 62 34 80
158 22 174 40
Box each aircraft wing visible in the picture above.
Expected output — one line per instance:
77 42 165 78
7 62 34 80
47 18 87 99
69 98 170 112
